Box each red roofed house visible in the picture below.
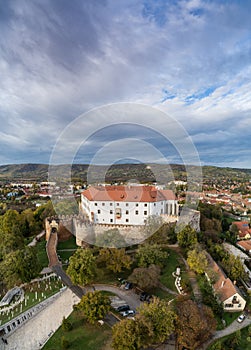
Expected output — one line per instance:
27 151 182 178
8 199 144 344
81 185 178 225
237 240 251 255
206 254 246 312
231 221 251 240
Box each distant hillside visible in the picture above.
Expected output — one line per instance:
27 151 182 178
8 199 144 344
0 163 250 183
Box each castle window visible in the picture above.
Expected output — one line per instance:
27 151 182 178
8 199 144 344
135 210 139 215
95 203 97 206
110 218 113 223
144 211 147 215
126 210 129 215
98 210 101 214
110 210 113 214
144 203 147 207
126 219 129 223
126 203 129 206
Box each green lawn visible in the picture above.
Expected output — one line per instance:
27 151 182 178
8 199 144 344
160 248 185 291
42 311 112 350
36 239 49 268
0 277 64 325
57 236 78 250
149 288 174 301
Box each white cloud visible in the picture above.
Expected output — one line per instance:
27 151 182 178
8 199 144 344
0 0 251 167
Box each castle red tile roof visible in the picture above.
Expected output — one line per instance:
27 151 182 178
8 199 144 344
82 185 176 203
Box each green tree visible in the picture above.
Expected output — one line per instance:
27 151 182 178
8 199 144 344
77 291 111 324
136 244 168 268
137 297 177 345
95 228 126 248
0 209 24 258
66 248 96 285
187 246 208 274
128 265 161 291
112 318 145 350
61 316 72 332
0 246 41 289
98 248 131 273
222 254 247 282
177 225 197 250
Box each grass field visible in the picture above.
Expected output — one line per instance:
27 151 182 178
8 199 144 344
0 277 64 325
160 248 185 291
36 239 49 268
42 310 112 350
57 236 78 250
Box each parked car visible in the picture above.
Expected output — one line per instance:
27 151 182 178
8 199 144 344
237 314 245 323
125 282 133 290
116 305 130 312
120 310 136 317
140 292 148 301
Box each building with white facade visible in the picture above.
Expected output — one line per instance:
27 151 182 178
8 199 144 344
81 185 178 226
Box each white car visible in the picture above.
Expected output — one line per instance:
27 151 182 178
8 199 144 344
237 314 245 323
120 310 136 317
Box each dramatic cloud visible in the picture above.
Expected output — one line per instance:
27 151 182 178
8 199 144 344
0 0 251 167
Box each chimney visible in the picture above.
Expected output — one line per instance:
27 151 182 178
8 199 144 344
221 280 225 288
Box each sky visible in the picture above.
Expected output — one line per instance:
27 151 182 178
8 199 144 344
1 0 251 168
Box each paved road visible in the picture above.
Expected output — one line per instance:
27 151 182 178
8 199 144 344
92 284 141 310
200 316 251 349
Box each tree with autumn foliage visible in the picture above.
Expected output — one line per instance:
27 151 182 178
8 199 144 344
112 297 176 350
128 265 161 291
98 248 131 273
76 291 111 324
176 299 216 350
177 225 197 251
187 245 208 274
137 296 177 345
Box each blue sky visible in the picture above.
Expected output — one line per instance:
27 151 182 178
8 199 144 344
1 0 251 168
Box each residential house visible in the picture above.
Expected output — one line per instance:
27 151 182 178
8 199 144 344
231 221 251 240
205 254 246 312
237 240 251 255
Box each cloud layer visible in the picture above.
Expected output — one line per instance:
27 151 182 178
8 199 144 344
1 0 251 168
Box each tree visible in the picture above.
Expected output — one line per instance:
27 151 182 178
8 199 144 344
61 316 72 332
176 299 216 350
222 254 247 282
98 248 131 273
77 291 111 324
177 225 197 250
0 246 41 289
128 265 161 291
136 244 168 268
95 228 126 248
112 318 145 350
137 297 177 345
0 209 24 258
66 248 96 285
187 246 208 274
